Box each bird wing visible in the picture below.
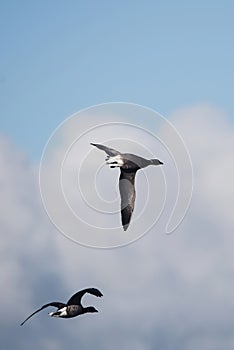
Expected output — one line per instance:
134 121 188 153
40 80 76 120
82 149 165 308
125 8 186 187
67 288 103 306
119 170 136 231
90 143 120 156
20 302 66 326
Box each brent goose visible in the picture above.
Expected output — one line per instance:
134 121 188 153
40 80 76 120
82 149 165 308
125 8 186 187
91 143 163 231
20 288 103 326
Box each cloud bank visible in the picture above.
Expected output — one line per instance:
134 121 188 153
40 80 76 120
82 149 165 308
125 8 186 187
0 104 234 350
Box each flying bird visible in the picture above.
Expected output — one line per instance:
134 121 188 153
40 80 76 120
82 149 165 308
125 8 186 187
91 143 163 231
20 288 103 326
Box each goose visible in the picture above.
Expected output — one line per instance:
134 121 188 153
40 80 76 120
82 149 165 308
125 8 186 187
20 288 103 326
91 143 163 231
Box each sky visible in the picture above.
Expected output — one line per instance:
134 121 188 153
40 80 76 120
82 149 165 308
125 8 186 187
0 0 234 158
1 1 234 350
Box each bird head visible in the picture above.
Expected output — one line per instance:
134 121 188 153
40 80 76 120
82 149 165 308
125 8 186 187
86 306 98 313
150 159 163 165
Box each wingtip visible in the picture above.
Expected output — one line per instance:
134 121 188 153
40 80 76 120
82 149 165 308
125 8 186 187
97 290 103 298
92 288 103 298
123 224 129 231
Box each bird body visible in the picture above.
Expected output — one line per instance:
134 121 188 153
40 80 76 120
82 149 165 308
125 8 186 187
91 143 163 230
20 288 103 326
49 304 97 318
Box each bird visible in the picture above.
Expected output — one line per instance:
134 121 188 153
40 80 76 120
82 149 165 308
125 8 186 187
20 288 103 326
91 143 163 231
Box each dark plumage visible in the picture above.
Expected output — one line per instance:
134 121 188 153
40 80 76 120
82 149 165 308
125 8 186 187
91 143 163 230
20 288 103 326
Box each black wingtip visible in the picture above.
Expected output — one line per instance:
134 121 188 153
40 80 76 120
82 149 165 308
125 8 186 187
121 207 132 231
90 288 103 298
97 290 103 298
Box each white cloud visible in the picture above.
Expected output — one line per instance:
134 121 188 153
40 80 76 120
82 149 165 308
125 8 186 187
1 104 234 349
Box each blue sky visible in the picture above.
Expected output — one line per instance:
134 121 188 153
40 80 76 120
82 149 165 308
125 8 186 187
0 0 233 159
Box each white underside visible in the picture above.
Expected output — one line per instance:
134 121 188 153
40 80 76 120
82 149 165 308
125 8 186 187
49 306 67 317
105 155 124 167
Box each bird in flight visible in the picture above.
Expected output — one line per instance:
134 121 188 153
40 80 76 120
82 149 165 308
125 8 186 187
20 288 103 326
91 143 163 231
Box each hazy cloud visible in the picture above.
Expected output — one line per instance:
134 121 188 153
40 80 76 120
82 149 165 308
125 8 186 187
1 104 234 349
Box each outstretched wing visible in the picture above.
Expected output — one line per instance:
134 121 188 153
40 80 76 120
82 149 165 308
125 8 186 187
119 170 136 231
20 302 66 326
67 288 103 306
90 143 120 156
